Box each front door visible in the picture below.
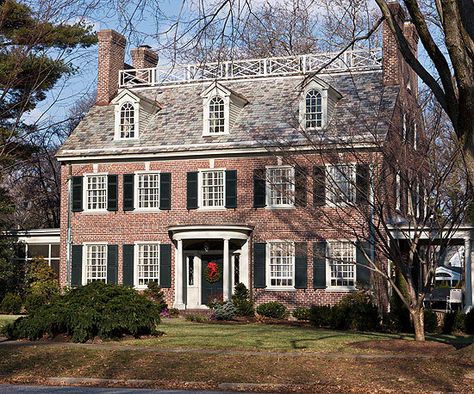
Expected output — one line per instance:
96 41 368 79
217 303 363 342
201 255 223 305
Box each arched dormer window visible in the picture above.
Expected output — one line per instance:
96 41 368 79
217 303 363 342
208 96 225 134
305 89 322 129
120 102 136 138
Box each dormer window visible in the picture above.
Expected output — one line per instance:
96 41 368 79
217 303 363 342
120 102 136 138
305 89 322 128
209 96 226 134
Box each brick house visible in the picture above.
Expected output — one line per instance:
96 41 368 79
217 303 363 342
56 3 421 310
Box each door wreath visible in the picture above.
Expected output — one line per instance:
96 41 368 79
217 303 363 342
205 261 221 283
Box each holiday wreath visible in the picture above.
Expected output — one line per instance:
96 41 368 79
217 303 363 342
205 261 221 283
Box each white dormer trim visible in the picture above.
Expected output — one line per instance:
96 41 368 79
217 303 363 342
299 77 341 130
112 90 140 141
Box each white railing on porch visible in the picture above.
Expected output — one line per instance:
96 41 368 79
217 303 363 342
119 48 383 88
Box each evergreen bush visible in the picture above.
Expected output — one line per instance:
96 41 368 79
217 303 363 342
0 292 22 314
143 281 168 312
231 283 254 317
212 301 237 321
423 309 439 333
443 311 465 334
2 282 161 342
465 309 474 334
24 258 60 313
256 301 287 319
292 307 311 321
309 305 332 327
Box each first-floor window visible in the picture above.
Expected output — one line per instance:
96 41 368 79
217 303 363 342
328 241 355 287
268 241 294 288
86 175 107 210
85 244 107 283
137 173 160 209
266 167 295 207
137 244 160 286
201 170 224 208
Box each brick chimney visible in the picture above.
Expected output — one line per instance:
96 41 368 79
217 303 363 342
382 1 418 92
96 29 126 106
131 45 158 69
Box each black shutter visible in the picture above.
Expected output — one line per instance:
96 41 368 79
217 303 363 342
253 242 266 288
107 175 118 211
107 245 118 284
356 164 370 205
160 173 171 210
160 243 172 288
71 245 83 287
294 242 308 289
313 241 327 288
295 168 307 207
72 176 83 212
356 241 371 288
187 172 198 210
123 174 135 211
225 170 237 208
122 244 134 286
253 169 266 208
313 166 326 207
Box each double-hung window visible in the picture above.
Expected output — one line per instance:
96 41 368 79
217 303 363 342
137 173 160 209
85 175 107 210
267 241 295 288
266 167 295 207
200 170 225 208
305 89 322 128
327 165 355 204
328 241 356 288
84 244 107 283
136 243 160 287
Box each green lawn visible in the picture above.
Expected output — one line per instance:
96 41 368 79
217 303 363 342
0 314 21 329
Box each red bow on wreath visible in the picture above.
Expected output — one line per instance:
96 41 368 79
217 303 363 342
205 261 221 283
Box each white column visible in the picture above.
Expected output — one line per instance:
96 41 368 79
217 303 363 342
223 238 230 301
465 238 473 312
240 239 250 289
174 239 186 310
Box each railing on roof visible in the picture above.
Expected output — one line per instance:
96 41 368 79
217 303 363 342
119 47 382 88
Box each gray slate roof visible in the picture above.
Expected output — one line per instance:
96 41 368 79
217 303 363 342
57 71 400 159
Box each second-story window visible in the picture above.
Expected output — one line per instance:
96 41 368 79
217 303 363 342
305 89 322 128
201 170 225 208
266 166 295 207
137 173 160 209
327 165 356 204
86 175 107 210
120 102 136 139
208 96 225 134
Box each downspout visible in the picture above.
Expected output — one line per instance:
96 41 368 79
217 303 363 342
66 164 72 287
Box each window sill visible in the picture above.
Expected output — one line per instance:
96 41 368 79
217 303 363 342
133 208 162 213
265 287 296 292
81 210 109 215
265 205 295 210
197 207 227 212
325 286 356 292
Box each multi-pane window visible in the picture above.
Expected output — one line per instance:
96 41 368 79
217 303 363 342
327 165 355 204
85 244 107 283
137 173 160 209
86 175 107 210
329 241 356 287
201 170 225 208
305 89 322 128
137 244 160 286
268 242 294 287
267 167 294 207
120 102 136 139
208 96 225 133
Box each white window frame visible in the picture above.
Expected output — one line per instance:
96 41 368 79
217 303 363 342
114 97 140 140
83 173 108 212
265 166 295 208
395 171 401 211
266 241 295 290
134 171 161 211
198 169 226 210
82 243 108 285
203 94 230 136
299 83 328 130
326 241 356 290
326 164 356 206
134 242 160 289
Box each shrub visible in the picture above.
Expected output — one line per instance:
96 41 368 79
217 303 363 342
423 309 438 333
212 301 237 321
389 270 412 333
24 258 60 313
2 282 161 342
443 311 465 334
309 305 332 327
292 307 311 321
256 302 287 319
331 292 380 331
0 293 22 314
185 314 209 323
231 283 254 317
465 309 474 334
143 281 167 312
168 308 179 317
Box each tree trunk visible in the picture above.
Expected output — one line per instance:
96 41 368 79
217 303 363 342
411 308 425 341
465 147 474 191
